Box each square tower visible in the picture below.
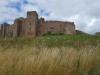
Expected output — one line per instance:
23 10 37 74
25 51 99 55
27 11 38 20
1 23 9 38
26 11 38 37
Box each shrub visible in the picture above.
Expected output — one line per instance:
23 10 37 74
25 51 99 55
43 32 65 36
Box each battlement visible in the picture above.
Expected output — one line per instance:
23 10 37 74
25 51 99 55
27 11 38 19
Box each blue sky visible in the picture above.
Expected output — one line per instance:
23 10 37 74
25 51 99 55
0 0 100 34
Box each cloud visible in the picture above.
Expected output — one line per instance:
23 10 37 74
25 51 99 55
0 0 100 34
86 18 100 34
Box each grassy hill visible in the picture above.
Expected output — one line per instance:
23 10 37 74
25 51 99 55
0 35 100 75
0 35 100 48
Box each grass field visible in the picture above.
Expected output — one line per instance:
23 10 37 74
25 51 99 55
0 35 100 75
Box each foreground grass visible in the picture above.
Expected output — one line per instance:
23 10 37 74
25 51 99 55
0 46 100 75
0 35 100 75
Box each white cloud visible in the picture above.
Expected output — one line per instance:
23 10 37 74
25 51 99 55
87 18 97 26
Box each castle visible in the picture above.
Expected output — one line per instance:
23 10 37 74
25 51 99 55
0 11 76 38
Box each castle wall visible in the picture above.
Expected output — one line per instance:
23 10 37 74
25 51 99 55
1 25 6 38
1 24 10 38
0 11 76 38
0 30 2 38
37 18 45 36
13 19 20 37
21 19 27 36
13 24 17 37
43 21 64 34
64 22 75 34
6 25 13 38
95 32 100 36
13 18 27 37
41 21 75 35
37 25 44 36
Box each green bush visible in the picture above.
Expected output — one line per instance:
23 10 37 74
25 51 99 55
43 31 65 36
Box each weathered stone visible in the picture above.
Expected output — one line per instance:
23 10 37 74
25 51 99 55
95 32 100 36
0 11 76 38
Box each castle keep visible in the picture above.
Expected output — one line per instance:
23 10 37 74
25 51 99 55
0 11 76 38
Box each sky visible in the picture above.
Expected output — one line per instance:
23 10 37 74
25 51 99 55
0 0 100 34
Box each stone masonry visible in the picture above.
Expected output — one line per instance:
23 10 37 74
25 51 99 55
0 11 76 38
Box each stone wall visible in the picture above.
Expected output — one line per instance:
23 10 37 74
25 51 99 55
40 21 75 35
43 21 65 33
0 11 76 38
95 32 100 36
1 23 9 38
6 24 13 37
26 11 38 37
0 30 1 38
64 22 75 34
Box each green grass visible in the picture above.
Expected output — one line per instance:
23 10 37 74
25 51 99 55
0 35 100 49
0 35 100 75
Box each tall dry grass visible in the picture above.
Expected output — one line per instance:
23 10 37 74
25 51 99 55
0 46 100 75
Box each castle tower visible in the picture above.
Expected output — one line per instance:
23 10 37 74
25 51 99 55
37 17 45 36
64 22 76 34
1 23 9 38
26 11 38 37
13 19 23 37
39 17 44 25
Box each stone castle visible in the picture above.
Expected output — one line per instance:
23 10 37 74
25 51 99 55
0 11 76 38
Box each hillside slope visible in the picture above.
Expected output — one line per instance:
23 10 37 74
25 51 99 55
0 35 100 75
0 35 100 49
